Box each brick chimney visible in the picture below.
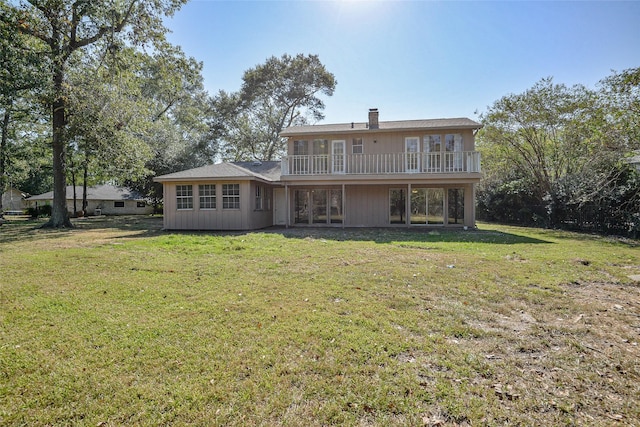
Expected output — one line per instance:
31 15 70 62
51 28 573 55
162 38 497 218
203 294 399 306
368 108 379 129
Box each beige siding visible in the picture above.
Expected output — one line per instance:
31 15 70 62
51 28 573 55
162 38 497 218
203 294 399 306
345 185 390 227
287 129 477 156
163 181 274 230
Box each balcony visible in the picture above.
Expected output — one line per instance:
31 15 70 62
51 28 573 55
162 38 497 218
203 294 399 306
281 151 481 176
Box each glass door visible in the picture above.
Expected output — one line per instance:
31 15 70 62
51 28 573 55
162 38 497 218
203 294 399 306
331 140 345 174
426 189 444 225
445 134 464 172
411 188 427 224
405 137 420 172
312 190 328 224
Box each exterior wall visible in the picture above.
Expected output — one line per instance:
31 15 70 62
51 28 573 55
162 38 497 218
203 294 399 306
286 128 477 155
345 185 390 227
1 189 26 211
286 182 476 228
162 180 274 230
27 199 153 215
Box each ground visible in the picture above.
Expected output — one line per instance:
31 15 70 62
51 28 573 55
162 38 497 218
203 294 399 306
0 215 638 426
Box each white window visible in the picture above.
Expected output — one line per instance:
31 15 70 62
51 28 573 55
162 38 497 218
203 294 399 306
405 137 420 172
255 185 264 210
352 138 363 154
176 185 193 210
222 184 240 209
199 184 216 209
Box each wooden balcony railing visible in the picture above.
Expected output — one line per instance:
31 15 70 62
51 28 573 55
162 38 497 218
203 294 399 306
281 151 481 176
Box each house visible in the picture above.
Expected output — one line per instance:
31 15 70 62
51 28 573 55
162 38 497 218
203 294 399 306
1 187 28 213
628 151 640 172
26 184 153 216
155 109 482 230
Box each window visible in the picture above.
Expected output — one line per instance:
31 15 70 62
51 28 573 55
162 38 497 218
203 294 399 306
448 188 465 224
293 140 309 174
352 138 363 154
176 185 193 210
137 202 146 208
199 184 216 209
423 135 442 172
114 201 125 208
424 135 441 152
255 185 263 210
293 140 309 155
389 189 406 224
445 134 464 171
222 184 240 209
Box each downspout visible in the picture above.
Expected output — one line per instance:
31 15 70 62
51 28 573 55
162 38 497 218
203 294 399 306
407 183 411 227
285 183 289 228
342 183 345 229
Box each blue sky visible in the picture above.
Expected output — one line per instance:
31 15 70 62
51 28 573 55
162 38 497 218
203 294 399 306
165 0 640 124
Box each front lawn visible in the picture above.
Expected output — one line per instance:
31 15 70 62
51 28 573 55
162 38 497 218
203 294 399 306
1 216 638 426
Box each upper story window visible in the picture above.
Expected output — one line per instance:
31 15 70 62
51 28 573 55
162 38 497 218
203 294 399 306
293 140 308 155
424 135 441 152
313 139 329 155
352 138 363 154
222 184 240 209
199 184 216 209
176 185 193 210
445 134 463 152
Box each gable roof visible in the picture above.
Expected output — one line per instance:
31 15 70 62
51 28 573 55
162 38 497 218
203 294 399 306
280 117 482 137
28 184 145 201
154 161 282 183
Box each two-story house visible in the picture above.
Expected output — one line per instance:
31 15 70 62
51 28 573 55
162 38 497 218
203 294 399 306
155 109 482 230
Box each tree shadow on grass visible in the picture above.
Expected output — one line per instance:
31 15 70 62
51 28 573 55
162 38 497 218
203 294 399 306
167 226 552 245
0 215 164 245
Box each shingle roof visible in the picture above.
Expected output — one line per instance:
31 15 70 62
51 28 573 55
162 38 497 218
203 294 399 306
27 185 145 201
154 161 281 182
280 117 482 137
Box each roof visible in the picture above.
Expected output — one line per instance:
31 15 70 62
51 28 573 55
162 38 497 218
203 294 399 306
27 184 145 201
280 117 482 137
154 161 282 182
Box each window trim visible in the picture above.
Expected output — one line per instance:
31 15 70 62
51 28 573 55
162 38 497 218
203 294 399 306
199 184 217 210
222 183 240 210
176 184 194 210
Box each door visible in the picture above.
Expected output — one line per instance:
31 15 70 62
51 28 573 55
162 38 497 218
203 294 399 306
331 140 345 174
426 188 444 225
273 188 286 225
445 134 464 172
405 137 420 172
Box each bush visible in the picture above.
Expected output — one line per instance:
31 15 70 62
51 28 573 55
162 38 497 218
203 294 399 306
27 204 52 218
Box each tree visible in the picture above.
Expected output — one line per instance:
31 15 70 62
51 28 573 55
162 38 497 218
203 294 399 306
213 54 336 161
2 0 187 227
477 71 640 235
124 45 216 211
0 2 46 210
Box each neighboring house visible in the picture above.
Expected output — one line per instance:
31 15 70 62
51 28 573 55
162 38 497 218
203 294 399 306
155 109 482 230
26 184 153 215
1 187 28 212
628 151 640 172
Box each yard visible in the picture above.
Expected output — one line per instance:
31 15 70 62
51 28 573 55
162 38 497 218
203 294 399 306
1 216 639 426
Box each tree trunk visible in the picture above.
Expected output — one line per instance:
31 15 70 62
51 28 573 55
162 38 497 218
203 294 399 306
0 106 10 212
44 64 73 228
82 150 89 212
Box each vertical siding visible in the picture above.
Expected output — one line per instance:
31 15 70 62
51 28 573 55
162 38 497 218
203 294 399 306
345 185 392 227
162 180 274 230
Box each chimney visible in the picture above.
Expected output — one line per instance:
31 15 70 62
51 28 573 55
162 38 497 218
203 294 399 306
368 108 379 129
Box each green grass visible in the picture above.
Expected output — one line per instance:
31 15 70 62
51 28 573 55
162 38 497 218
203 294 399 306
1 216 639 426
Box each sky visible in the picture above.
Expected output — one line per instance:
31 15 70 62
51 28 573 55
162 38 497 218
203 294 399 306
164 0 640 124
